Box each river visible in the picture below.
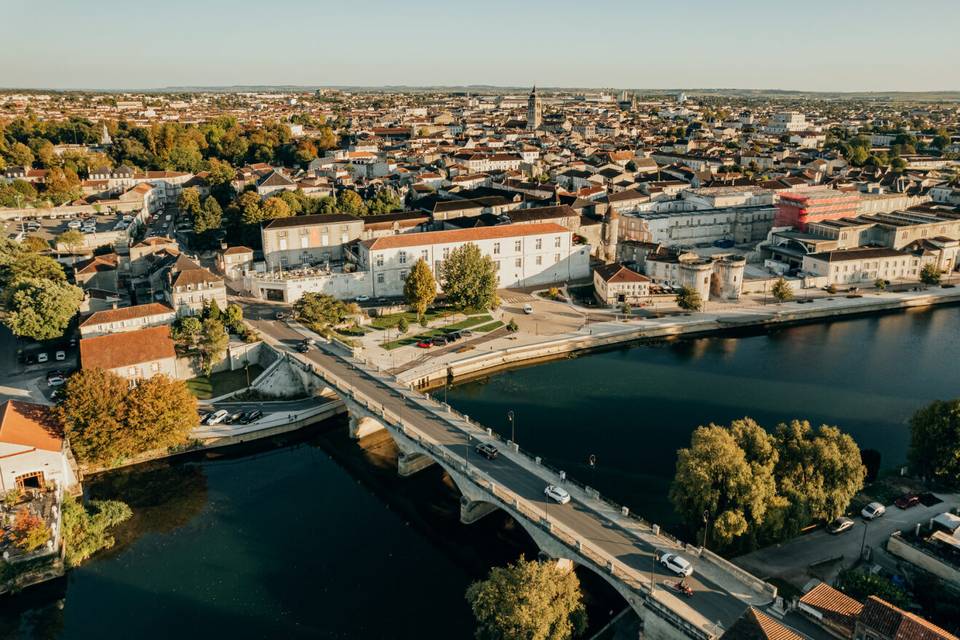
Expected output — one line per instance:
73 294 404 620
2 305 957 638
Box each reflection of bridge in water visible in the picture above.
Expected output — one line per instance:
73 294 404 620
260 322 777 640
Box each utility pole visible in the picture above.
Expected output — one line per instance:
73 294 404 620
508 410 515 443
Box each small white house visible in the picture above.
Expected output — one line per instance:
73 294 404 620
0 400 78 493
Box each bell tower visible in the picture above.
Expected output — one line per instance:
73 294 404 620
527 86 542 131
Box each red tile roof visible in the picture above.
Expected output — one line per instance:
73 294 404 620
0 400 63 452
79 303 175 327
79 325 176 371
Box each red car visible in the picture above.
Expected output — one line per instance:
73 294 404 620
415 341 432 349
895 494 920 509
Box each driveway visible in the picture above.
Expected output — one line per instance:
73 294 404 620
735 492 960 588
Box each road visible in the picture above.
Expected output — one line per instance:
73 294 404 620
736 493 959 588
247 308 754 634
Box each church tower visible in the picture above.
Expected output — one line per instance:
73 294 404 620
527 86 542 131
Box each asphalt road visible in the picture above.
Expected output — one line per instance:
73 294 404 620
248 309 751 631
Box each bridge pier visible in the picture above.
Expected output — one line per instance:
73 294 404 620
398 450 435 476
460 497 498 524
349 414 385 440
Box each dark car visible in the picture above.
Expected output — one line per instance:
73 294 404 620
475 443 499 460
226 410 244 424
275 311 289 320
895 494 920 509
296 341 310 353
430 336 447 346
239 409 263 424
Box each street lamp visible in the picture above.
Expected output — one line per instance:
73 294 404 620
508 410 515 443
588 454 597 488
859 518 870 561
702 510 711 550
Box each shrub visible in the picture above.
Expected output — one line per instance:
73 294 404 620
11 508 51 552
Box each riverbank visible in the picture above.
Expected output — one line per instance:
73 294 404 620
388 286 960 390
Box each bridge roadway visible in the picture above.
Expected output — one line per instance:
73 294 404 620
249 312 765 637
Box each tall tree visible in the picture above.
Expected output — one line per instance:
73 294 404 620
771 277 794 303
920 263 941 285
125 375 198 452
403 258 437 319
675 285 703 311
439 243 498 311
909 399 960 487
294 292 348 334
194 196 223 234
57 368 130 464
198 318 229 375
262 196 291 220
466 556 587 640
4 278 83 340
336 190 366 216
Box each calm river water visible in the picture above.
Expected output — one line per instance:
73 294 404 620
2 305 957 638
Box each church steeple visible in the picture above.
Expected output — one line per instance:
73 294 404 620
527 85 542 131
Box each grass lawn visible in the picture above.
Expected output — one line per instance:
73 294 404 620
186 364 265 400
381 314 494 350
472 320 504 333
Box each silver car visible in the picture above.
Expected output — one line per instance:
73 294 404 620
544 485 571 504
659 552 694 577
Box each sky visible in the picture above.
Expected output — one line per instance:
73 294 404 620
2 0 957 92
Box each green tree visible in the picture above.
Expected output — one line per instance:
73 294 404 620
837 569 910 609
178 187 202 218
675 285 703 311
908 399 960 487
4 278 83 340
22 235 49 253
206 157 236 185
771 277 794 303
55 229 85 256
294 293 348 334
43 167 82 205
920 263 942 285
224 303 244 332
171 316 202 350
8 142 34 167
670 419 782 548
336 189 366 215
316 126 338 150
194 196 223 234
397 316 409 334
62 495 133 568
404 258 437 318
237 191 264 226
774 420 866 528
0 252 66 290
874 278 887 291
198 318 229 375
439 243 498 311
465 555 587 640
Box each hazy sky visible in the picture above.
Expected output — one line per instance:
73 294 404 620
2 0 957 91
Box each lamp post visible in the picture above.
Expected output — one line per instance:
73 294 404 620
702 510 711 550
859 518 870 561
588 454 597 488
650 549 657 595
508 410 515 443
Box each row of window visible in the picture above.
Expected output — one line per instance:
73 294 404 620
378 238 565 267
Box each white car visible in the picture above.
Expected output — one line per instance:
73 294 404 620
523 303 533 314
205 409 229 425
659 552 694 577
544 485 571 504
355 295 370 302
67 220 82 229
861 502 886 520
37 352 49 363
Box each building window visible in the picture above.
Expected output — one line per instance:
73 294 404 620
535 256 542 266
377 273 384 284
554 253 560 263
443 247 450 259
421 249 429 261
535 238 542 250
514 240 521 252
515 258 522 268
400 271 407 280
554 236 561 248
399 251 407 265
376 254 384 267
151 362 159 372
493 242 500 255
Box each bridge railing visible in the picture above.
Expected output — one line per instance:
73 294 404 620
311 349 721 639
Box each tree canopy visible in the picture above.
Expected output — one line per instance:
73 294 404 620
671 417 865 551
4 277 83 340
439 243 498 311
675 285 703 311
771 277 794 303
465 556 587 640
58 368 197 465
404 258 437 318
909 399 960 487
294 292 349 334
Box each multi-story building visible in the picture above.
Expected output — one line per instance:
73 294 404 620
165 255 227 316
261 214 364 270
593 263 651 305
79 302 176 338
774 189 860 230
765 111 807 134
355 222 590 298
801 247 921 284
79 325 179 383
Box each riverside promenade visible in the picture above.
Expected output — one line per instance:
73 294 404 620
376 285 960 388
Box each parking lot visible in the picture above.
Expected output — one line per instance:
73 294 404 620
4 211 141 249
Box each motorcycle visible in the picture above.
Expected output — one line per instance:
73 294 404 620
674 581 694 597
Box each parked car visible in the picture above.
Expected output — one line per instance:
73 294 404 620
827 517 855 534
67 220 82 229
659 553 694 577
895 494 920 509
447 331 462 341
198 411 210 424
275 311 288 320
225 410 245 424
204 409 229 425
36 352 48 363
523 303 534 314
861 502 886 520
55 350 66 361
460 329 474 338
46 371 66 387
544 485 571 504
240 409 263 424
355 295 370 302
430 336 447 347
475 443 499 460
415 341 432 349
